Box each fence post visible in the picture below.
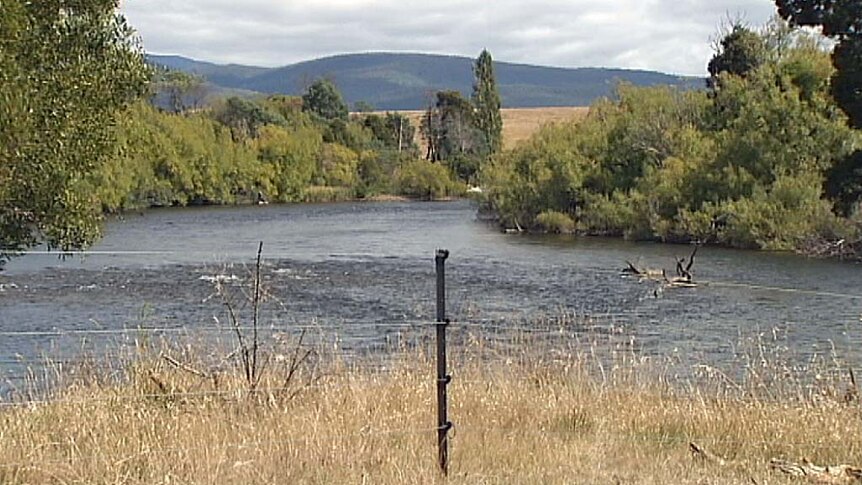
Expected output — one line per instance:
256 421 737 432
435 249 452 476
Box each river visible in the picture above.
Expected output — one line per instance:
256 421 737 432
1 200 861 388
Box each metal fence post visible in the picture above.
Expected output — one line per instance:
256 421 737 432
435 249 452 476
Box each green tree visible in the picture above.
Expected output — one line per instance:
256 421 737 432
353 101 375 113
708 24 768 86
213 97 286 141
363 112 416 153
472 49 503 154
154 69 207 114
421 91 487 166
302 79 348 121
775 0 862 128
0 0 149 267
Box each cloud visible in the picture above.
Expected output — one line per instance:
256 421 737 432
121 0 779 75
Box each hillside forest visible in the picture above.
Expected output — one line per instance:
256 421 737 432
2 0 862 265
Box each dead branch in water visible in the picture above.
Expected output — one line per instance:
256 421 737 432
622 243 701 288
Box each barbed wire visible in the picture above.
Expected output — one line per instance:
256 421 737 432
0 421 855 472
0 378 400 408
0 316 646 339
0 424 444 470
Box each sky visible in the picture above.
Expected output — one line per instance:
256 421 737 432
120 0 780 76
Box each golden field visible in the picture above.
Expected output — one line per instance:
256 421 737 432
0 332 858 485
384 106 589 151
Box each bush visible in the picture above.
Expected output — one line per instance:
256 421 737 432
535 211 575 234
395 160 460 200
302 185 354 203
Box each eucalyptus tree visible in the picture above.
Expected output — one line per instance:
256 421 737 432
0 0 149 267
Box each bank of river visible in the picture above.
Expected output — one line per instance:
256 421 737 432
1 200 860 387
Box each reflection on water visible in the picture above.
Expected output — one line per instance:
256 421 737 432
1 200 861 385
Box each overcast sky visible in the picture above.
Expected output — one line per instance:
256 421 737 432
120 0 779 76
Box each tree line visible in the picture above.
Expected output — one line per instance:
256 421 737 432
0 2 502 268
482 4 862 257
3 0 860 265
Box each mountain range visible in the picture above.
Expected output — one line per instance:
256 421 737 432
148 52 704 110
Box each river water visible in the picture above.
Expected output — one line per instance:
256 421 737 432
1 200 861 387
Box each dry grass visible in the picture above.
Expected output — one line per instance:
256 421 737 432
498 107 590 149
1 330 859 485
380 107 589 152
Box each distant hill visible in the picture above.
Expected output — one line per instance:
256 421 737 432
148 52 704 110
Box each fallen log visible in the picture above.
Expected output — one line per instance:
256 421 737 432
770 458 862 484
621 261 665 279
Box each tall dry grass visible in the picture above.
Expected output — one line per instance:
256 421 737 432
1 325 859 485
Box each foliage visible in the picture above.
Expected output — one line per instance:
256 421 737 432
152 68 207 113
775 0 862 128
362 113 417 154
831 37 862 129
421 90 488 185
302 79 348 121
255 124 321 202
90 81 440 213
483 29 860 252
535 211 575 234
317 143 359 188
0 0 149 266
708 24 768 86
472 49 503 155
213 96 286 141
395 160 460 200
353 101 375 113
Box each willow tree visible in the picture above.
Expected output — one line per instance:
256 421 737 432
0 0 149 268
472 49 503 155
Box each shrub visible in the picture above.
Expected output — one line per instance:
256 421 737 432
395 160 460 200
535 211 575 234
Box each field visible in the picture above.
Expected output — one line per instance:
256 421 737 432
384 107 590 151
1 332 859 484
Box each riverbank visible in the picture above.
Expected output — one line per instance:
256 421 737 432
1 338 858 484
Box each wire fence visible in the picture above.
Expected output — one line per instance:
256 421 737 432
1 248 860 477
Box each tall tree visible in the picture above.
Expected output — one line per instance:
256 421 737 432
708 24 768 86
472 49 503 154
0 0 149 268
421 91 486 163
775 0 862 128
155 69 207 114
301 79 348 121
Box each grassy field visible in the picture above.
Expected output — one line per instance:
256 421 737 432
385 107 589 151
1 333 858 484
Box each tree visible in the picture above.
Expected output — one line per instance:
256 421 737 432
301 79 348 121
775 0 862 128
421 91 487 164
213 97 286 141
363 112 416 153
155 69 207 113
353 101 375 113
0 0 149 268
708 24 768 86
472 49 503 154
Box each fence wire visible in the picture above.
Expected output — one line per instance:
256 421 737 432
2 251 861 476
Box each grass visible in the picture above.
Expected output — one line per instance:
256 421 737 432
1 326 859 484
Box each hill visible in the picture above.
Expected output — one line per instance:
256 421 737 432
148 53 704 110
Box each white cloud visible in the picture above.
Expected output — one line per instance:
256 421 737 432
120 0 779 75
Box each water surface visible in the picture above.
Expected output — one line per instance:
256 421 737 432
2 201 860 384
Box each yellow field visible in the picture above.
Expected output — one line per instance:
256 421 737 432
1 335 858 484
385 106 589 151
